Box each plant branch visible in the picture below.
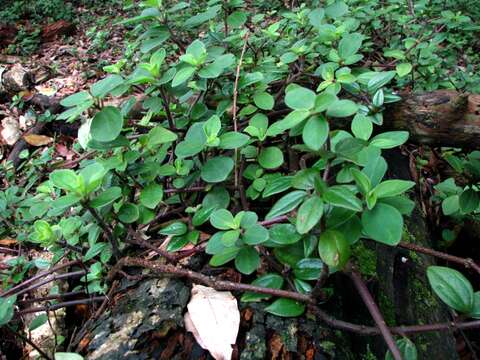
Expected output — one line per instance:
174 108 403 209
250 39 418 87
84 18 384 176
348 267 402 360
398 241 480 275
17 296 106 315
83 202 120 258
0 260 80 298
108 257 480 337
233 31 250 189
11 271 87 298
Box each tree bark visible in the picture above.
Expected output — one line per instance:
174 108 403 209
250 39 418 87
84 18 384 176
385 90 480 148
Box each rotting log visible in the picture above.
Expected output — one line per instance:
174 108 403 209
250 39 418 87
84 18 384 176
372 150 459 359
385 90 480 148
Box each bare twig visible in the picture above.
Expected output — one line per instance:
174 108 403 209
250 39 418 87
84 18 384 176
126 229 177 263
0 260 80 298
348 268 402 360
17 297 106 315
398 241 480 275
11 271 87 298
233 31 250 188
109 257 480 336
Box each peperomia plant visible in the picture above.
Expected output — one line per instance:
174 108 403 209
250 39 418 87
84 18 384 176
36 0 424 317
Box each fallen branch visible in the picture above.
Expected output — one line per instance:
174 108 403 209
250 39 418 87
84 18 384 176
108 257 480 337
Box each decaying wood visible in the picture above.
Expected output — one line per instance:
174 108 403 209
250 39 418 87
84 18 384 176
0 64 33 93
386 90 480 148
0 24 17 47
41 20 75 43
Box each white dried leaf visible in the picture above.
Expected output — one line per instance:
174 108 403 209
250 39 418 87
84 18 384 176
184 285 240 360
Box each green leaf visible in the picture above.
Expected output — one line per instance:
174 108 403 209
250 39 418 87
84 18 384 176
243 224 269 245
50 170 82 193
241 273 284 302
210 247 239 266
361 203 403 245
201 156 234 183
373 180 415 198
166 234 190 252
29 314 48 331
219 132 250 149
253 92 274 110
227 10 247 27
159 221 188 236
370 131 409 149
90 187 122 208
367 71 396 93
91 75 124 98
266 110 310 137
351 168 371 195
285 86 316 110
338 33 363 59
396 63 413 78
427 266 474 313
146 126 178 148
323 186 363 212
269 223 302 245
265 298 305 317
308 8 325 27
296 196 324 234
326 100 358 118
294 258 324 280
235 247 260 274
351 114 372 141
470 292 480 319
0 295 16 326
61 91 92 107
172 66 196 87
118 203 139 223
442 195 460 215
210 209 236 230
325 1 349 18
302 115 329 151
263 176 293 198
318 230 350 268
91 106 124 142
84 242 107 261
140 183 163 209
459 189 480 213
265 190 307 219
258 146 284 169
54 353 84 360
385 338 417 360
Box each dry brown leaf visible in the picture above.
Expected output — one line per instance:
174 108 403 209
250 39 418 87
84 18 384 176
184 285 240 360
0 238 16 246
24 134 54 146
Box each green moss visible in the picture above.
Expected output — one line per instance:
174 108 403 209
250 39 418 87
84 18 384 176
378 290 396 326
352 241 377 277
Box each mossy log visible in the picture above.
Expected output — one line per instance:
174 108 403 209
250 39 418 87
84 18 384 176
385 91 480 148
372 150 459 359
